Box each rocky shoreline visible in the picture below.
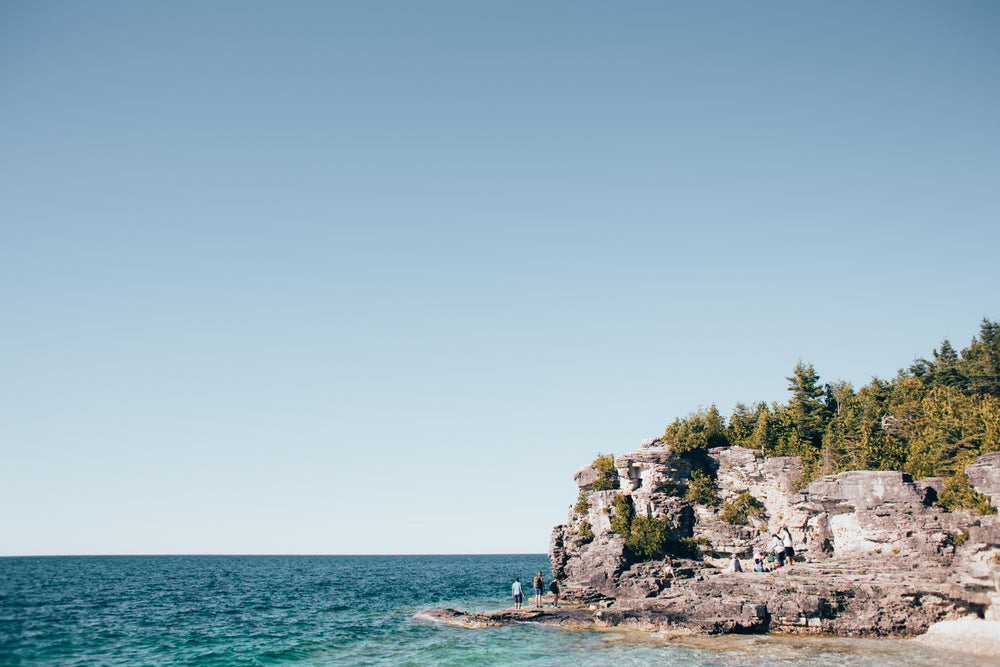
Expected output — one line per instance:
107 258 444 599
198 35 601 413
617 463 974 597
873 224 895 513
418 445 1000 656
418 557 978 638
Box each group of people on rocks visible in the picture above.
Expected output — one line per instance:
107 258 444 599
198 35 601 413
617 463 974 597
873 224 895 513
727 525 795 573
511 572 560 610
510 527 796 609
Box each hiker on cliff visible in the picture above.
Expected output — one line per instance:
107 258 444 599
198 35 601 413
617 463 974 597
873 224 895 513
548 578 560 607
780 525 795 564
771 533 786 568
725 553 743 573
665 555 678 581
533 572 545 607
752 552 767 572
512 578 523 610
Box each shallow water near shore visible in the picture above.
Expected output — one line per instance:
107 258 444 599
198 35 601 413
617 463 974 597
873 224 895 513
0 555 990 665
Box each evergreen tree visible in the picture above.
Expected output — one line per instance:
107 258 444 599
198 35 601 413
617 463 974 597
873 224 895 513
932 339 964 389
786 361 827 453
861 422 908 472
751 403 777 457
727 402 757 449
664 415 707 454
617 317 1000 516
822 381 862 472
664 406 729 453
963 318 1000 398
705 404 729 448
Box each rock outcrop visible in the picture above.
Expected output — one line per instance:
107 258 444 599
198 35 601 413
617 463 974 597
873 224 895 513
789 470 958 564
420 445 1000 644
546 443 1000 636
419 562 978 637
967 452 1000 509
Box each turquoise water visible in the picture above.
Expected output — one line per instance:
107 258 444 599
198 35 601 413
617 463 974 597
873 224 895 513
0 555 989 666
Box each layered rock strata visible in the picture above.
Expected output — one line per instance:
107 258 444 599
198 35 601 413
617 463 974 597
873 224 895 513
546 443 1000 635
420 445 999 641
420 561 975 637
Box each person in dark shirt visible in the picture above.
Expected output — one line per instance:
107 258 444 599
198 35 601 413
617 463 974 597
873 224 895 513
532 572 544 607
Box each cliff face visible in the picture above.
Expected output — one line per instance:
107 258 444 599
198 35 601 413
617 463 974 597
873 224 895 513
549 442 1000 634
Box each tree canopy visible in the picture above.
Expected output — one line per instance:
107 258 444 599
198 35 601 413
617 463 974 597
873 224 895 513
660 318 1000 513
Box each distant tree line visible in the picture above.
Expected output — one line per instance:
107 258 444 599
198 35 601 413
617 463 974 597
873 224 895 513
662 317 1000 514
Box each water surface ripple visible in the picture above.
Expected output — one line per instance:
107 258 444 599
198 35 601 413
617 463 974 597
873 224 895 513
0 555 989 665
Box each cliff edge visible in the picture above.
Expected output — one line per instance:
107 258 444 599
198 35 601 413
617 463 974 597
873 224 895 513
547 442 1000 637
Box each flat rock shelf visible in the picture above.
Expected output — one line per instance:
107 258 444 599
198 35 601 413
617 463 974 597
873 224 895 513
420 446 1000 660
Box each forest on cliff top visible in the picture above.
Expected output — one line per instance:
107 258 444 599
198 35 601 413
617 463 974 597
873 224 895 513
661 317 1000 514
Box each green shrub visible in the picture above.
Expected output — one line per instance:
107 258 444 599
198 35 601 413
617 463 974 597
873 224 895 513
578 520 594 540
656 482 687 497
625 515 673 562
574 489 591 514
603 493 675 562
684 469 718 506
720 492 766 524
609 494 634 535
675 536 711 559
952 528 971 547
664 406 728 454
939 472 998 515
591 453 618 491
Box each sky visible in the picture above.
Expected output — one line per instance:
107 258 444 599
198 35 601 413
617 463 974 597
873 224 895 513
2 1 998 557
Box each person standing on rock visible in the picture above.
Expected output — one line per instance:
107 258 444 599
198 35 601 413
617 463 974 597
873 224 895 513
780 526 795 565
512 578 523 610
726 553 743 573
548 578 560 607
772 533 786 568
665 555 678 581
533 572 545 608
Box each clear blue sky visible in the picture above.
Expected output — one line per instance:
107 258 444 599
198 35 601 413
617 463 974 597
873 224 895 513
2 1 998 556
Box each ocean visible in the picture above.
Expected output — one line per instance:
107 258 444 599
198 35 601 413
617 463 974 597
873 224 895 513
0 554 990 666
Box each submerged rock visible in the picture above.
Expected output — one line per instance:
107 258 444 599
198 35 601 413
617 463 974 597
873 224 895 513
912 617 1000 659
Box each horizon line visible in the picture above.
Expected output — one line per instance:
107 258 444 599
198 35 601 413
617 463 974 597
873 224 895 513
0 552 549 559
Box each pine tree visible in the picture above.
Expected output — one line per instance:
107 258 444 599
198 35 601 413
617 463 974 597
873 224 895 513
963 318 1000 398
932 339 964 389
822 381 863 472
727 402 757 449
786 361 827 452
751 404 777 457
705 404 729 448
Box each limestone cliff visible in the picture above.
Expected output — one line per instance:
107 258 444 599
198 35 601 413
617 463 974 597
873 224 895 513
549 441 1000 635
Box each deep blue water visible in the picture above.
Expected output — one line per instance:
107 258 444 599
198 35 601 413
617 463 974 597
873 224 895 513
0 555 990 666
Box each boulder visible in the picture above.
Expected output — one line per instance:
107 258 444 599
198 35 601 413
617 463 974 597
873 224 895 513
573 465 599 491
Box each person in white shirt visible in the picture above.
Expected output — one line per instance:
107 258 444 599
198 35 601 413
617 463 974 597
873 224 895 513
725 553 743 573
772 533 786 568
780 526 795 565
